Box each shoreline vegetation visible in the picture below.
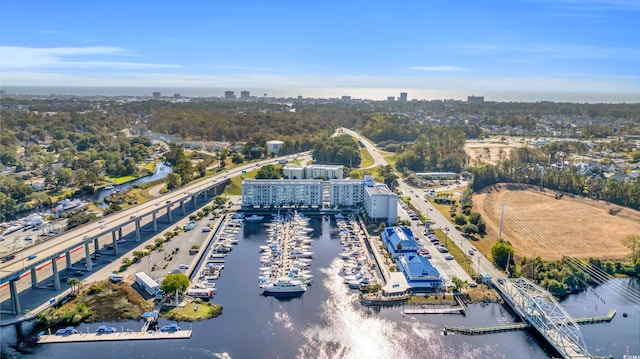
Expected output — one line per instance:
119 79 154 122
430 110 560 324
36 280 223 330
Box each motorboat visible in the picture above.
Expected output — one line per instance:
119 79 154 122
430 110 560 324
262 278 306 297
245 214 265 222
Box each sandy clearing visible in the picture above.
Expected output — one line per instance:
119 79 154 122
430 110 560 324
473 183 639 261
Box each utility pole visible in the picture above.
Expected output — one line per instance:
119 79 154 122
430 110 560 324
498 204 505 240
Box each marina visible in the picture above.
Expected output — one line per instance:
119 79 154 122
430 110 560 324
258 212 314 297
2 216 636 358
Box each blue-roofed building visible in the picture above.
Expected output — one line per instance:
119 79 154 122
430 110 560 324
382 226 419 258
396 254 443 292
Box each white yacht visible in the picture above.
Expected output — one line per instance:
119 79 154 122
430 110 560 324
245 214 265 222
262 278 306 297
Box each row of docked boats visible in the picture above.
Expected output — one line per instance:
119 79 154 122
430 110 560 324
258 212 314 297
336 216 375 290
191 218 243 296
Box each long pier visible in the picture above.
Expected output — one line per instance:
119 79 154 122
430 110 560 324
38 330 192 344
444 310 616 335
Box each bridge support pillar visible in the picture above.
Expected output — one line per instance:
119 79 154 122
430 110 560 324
152 212 158 232
31 268 38 288
9 280 21 315
52 258 61 290
192 195 197 207
167 207 172 223
94 238 99 252
181 201 186 215
66 250 72 269
112 232 119 255
84 243 92 271
203 190 208 201
135 220 141 241
118 228 123 239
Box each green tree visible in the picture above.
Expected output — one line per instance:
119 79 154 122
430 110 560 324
66 278 82 294
462 223 479 234
161 273 190 305
454 215 468 226
256 164 281 179
622 234 640 264
491 239 515 272
132 251 147 261
165 173 182 190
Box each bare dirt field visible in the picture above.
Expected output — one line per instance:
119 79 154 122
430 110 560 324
465 139 526 165
473 183 639 261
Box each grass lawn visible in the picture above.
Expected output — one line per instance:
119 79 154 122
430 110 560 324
222 168 259 196
106 175 138 185
143 162 156 172
359 148 374 168
162 301 222 321
382 154 396 167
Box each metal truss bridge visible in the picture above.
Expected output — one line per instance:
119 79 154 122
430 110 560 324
496 277 591 358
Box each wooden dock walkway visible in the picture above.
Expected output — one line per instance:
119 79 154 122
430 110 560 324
38 330 192 344
403 305 466 315
444 310 616 335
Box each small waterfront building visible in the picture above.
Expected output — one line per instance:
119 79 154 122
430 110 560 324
134 272 160 296
396 254 442 292
382 226 419 258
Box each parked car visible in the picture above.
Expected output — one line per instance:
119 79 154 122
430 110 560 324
445 255 454 260
468 249 475 255
55 327 77 335
469 282 478 288
97 325 117 334
160 323 180 332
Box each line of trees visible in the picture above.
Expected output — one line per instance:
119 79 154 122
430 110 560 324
471 148 640 210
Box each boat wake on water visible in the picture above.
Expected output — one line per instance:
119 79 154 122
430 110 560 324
271 259 495 359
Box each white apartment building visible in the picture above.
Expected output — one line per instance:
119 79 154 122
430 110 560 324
283 164 343 180
329 179 364 207
242 179 323 207
242 174 397 225
363 183 398 225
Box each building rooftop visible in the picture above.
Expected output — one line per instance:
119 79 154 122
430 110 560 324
243 179 323 185
365 183 394 195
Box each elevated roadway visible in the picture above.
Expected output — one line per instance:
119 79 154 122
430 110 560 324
0 152 310 319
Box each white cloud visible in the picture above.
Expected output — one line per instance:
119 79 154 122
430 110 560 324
0 46 181 70
408 66 468 72
1 71 637 94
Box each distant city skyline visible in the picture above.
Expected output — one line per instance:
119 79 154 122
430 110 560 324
1 1 638 102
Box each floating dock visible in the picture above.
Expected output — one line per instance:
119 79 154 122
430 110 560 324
38 330 192 344
444 310 616 335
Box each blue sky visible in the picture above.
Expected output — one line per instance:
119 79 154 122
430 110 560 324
1 0 639 100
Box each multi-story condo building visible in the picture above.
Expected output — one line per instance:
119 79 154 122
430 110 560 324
329 179 364 207
242 179 323 207
242 175 397 224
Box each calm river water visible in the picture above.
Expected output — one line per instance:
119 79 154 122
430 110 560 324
3 218 639 358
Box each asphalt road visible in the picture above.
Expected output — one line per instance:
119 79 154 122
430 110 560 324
340 127 506 284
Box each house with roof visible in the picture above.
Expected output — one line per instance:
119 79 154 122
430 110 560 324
396 254 443 292
382 226 419 258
